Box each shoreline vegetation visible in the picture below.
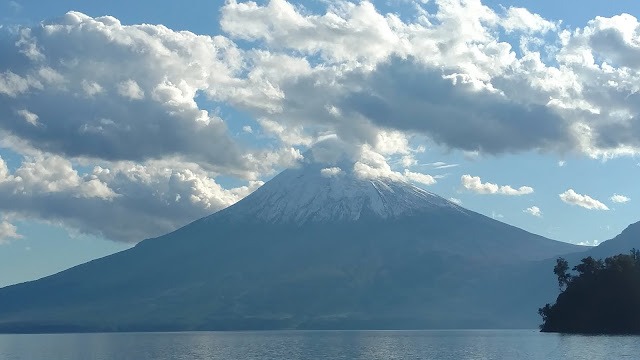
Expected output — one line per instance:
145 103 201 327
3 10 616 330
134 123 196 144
539 249 640 334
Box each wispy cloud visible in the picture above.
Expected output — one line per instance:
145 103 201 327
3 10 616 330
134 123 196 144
434 164 459 170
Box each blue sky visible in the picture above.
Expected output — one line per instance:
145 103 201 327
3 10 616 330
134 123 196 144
0 0 639 286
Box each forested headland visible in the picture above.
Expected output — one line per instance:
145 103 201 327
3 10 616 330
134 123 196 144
539 250 640 334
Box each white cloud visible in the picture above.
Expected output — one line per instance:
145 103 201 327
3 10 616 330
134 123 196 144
82 80 103 96
6 4 629 178
0 154 265 242
0 71 40 97
320 167 342 177
117 79 145 100
434 163 459 169
558 160 566 167
0 154 117 199
611 194 630 203
461 174 534 195
403 169 436 185
501 7 557 34
401 155 417 167
258 118 313 146
221 0 403 64
0 220 22 245
577 239 600 247
559 189 609 210
448 197 462 205
524 206 542 217
499 184 535 196
0 11 267 175
242 125 253 133
462 175 498 194
216 1 640 160
374 131 410 155
16 109 38 126
352 145 404 181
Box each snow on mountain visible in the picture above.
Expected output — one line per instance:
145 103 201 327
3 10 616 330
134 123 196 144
211 162 467 225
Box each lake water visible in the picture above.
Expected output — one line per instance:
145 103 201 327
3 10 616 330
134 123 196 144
0 330 638 360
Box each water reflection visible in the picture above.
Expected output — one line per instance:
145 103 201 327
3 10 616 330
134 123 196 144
1 330 639 360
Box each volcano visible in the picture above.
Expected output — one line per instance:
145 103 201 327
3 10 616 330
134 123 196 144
0 160 587 332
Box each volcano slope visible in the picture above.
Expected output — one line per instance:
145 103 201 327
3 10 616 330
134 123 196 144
0 162 585 332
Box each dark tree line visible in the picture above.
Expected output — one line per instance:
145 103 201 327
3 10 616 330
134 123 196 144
539 249 640 334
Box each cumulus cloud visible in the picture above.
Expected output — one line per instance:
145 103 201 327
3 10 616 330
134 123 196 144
0 220 22 245
0 71 39 97
3 3 638 167
0 154 264 242
461 174 534 195
559 189 609 210
335 60 572 155
117 79 145 100
0 154 116 199
309 139 434 185
374 131 411 155
320 167 342 177
611 194 630 203
221 0 402 64
258 117 313 146
353 146 403 181
403 169 436 185
524 206 542 217
0 12 270 175
401 155 417 167
217 1 640 159
501 7 557 34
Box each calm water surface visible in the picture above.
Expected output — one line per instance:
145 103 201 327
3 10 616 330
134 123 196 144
0 330 638 360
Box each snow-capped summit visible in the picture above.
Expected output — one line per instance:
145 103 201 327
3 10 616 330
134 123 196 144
211 161 466 225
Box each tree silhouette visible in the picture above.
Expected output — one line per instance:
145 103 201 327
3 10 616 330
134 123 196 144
553 257 570 290
539 250 640 334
